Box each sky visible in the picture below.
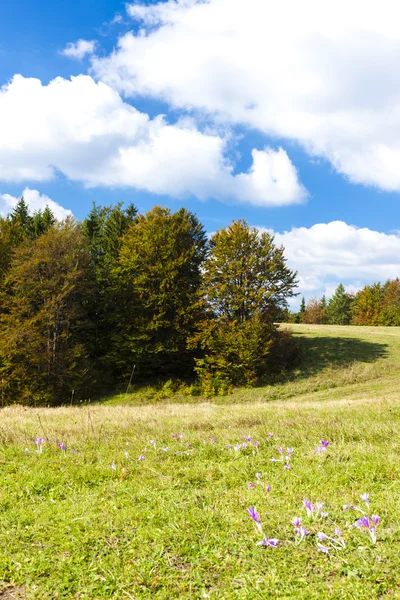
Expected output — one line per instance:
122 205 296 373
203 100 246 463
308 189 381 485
1 0 400 305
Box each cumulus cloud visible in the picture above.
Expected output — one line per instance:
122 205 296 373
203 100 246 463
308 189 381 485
262 221 400 302
0 188 72 220
92 0 400 191
61 39 97 60
0 74 305 206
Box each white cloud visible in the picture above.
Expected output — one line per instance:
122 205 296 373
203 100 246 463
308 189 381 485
61 39 97 60
92 0 400 192
262 221 400 302
0 188 72 220
0 74 305 206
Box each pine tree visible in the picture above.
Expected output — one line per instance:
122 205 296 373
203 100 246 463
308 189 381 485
327 284 353 325
300 297 306 314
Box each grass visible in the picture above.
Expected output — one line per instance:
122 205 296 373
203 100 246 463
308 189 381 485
1 324 400 598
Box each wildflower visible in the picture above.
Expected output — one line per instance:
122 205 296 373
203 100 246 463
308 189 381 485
246 507 261 523
253 441 259 448
211 437 216 444
287 447 294 456
335 527 342 537
186 443 191 449
321 511 329 518
248 483 256 489
270 458 278 463
316 502 325 512
360 493 370 506
278 447 283 454
171 434 177 438
256 473 261 480
343 504 356 512
267 433 273 438
317 543 330 554
295 526 309 539
256 537 278 547
162 447 169 452
234 444 241 451
138 455 145 461
284 463 291 470
245 435 251 442
111 462 116 471
178 433 183 439
292 517 301 527
320 440 329 448
35 437 44 445
150 440 156 446
354 515 380 544
314 446 326 454
57 442 66 452
317 532 328 541
226 444 232 450
124 451 129 458
265 485 271 493
303 499 315 517
242 442 248 449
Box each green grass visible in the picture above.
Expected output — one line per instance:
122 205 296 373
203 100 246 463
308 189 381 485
1 324 400 599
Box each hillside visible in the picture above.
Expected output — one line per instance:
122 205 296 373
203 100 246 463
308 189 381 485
0 325 399 599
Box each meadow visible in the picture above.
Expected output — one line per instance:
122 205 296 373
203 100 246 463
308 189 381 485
1 324 400 599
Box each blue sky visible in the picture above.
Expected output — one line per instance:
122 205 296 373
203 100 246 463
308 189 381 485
1 0 400 302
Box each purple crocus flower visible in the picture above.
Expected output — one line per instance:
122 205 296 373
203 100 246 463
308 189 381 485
287 447 294 456
211 437 216 444
314 446 325 454
343 504 356 512
317 543 330 554
246 507 261 523
267 433 273 438
256 537 278 547
265 485 271 493
138 455 145 461
354 515 380 543
371 515 380 526
278 447 283 454
335 527 342 537
317 532 328 541
57 442 67 452
245 435 251 442
150 440 156 446
111 462 116 471
234 444 241 451
295 526 309 539
35 437 44 445
248 483 256 489
226 444 232 450
284 463 291 470
320 440 329 448
256 473 261 480
316 502 325 512
253 441 259 448
303 499 315 516
171 434 177 438
270 458 278 463
354 516 370 529
241 442 248 449
292 517 301 527
360 493 370 506
124 451 129 458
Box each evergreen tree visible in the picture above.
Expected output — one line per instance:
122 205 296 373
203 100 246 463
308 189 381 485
300 297 306 314
327 284 353 325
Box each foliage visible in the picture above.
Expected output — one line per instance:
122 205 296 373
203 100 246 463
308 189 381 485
0 221 92 404
327 283 353 325
110 206 208 379
352 283 384 326
302 297 327 324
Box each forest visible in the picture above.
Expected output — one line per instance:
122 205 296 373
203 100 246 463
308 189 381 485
0 198 298 405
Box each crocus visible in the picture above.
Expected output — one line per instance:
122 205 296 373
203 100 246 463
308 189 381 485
265 485 271 493
245 435 251 442
317 543 330 554
35 437 44 445
303 499 315 516
111 462 116 471
256 473 261 480
317 532 328 541
284 463 291 470
256 537 278 547
320 440 329 448
248 483 256 489
253 441 259 448
57 442 67 452
287 447 294 456
278 447 283 454
267 433 274 438
292 517 301 527
226 444 232 450
295 526 309 539
138 455 145 461
360 493 370 506
354 515 380 543
246 507 261 523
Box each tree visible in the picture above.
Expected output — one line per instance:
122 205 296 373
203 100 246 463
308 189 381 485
300 297 306 314
0 220 93 404
110 206 208 378
202 220 298 323
82 202 138 376
302 297 327 324
381 279 400 326
327 284 353 325
352 283 383 326
193 220 298 389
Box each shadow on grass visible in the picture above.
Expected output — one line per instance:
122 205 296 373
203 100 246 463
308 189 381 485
290 333 388 379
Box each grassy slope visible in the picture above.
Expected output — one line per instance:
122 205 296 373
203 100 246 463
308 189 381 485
1 325 400 599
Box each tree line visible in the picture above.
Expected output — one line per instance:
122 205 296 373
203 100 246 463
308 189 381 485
0 198 298 405
289 281 400 326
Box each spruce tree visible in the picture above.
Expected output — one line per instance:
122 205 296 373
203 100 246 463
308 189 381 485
327 284 353 325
